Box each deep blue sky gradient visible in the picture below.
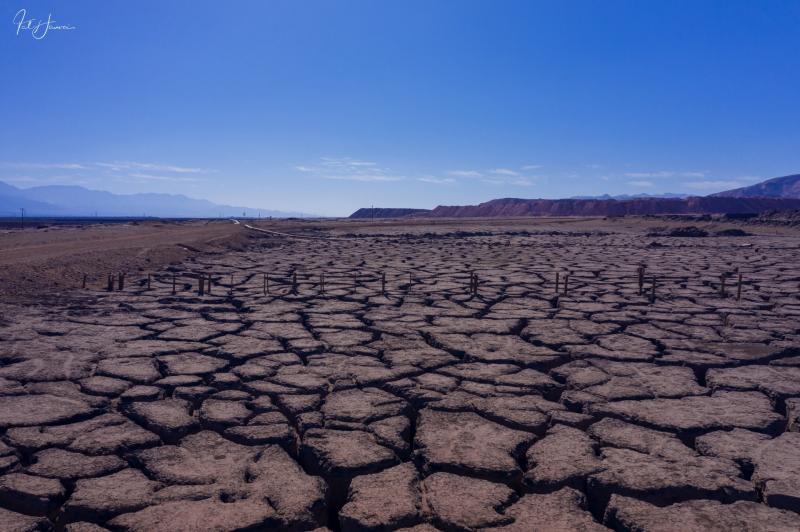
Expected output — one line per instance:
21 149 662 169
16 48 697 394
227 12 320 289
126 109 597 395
2 1 799 215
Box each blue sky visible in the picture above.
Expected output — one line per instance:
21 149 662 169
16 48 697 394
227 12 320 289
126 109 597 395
1 1 799 215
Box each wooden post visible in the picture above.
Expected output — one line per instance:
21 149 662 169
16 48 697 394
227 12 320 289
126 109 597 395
638 266 645 295
473 273 479 296
555 272 560 294
207 275 212 294
320 273 325 295
381 272 386 295
118 273 124 291
172 274 176 295
353 272 357 292
650 276 656 303
198 274 205 296
719 274 726 297
563 274 569 296
264 274 268 295
293 272 298 294
229 273 234 293
737 273 742 301
107 274 114 292
82 274 87 289
147 273 151 290
263 273 267 295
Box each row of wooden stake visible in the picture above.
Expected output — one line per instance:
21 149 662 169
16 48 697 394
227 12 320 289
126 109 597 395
90 269 744 302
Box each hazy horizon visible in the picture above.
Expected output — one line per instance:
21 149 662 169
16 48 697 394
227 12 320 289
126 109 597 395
3 1 799 216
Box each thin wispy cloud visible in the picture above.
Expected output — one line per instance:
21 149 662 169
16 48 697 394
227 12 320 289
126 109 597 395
447 170 482 178
684 180 748 190
418 176 455 184
96 162 214 174
511 178 534 187
625 171 706 179
628 180 655 187
2 162 89 170
491 168 519 176
521 164 542 170
128 173 206 182
294 157 404 182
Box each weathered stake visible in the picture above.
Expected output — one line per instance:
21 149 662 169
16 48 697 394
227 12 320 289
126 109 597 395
320 273 325 295
637 266 645 295
563 274 569 296
118 273 125 291
555 272 560 294
292 272 298 294
107 275 114 292
172 274 176 295
737 273 742 301
147 273 151 290
82 274 87 289
381 271 386 295
719 274 727 297
207 275 212 294
198 274 205 296
263 273 267 296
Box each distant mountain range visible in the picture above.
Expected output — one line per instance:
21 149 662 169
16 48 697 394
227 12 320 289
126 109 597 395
711 173 800 199
0 181 309 218
568 193 689 200
350 174 800 219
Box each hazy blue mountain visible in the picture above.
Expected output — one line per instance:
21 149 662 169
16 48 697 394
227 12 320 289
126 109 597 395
568 193 689 200
0 181 311 218
711 174 800 199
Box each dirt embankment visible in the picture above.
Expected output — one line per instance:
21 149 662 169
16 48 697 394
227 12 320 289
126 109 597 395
0 220 250 301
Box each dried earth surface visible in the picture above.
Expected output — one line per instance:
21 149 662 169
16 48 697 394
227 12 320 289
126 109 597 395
0 216 799 531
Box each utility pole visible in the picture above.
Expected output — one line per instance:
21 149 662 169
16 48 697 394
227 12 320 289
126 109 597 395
371 205 374 221
19 208 24 230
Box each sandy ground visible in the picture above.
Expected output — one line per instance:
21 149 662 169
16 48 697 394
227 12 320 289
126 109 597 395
1 217 800 531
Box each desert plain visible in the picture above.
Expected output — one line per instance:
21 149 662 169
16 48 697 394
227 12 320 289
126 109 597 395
1 216 800 531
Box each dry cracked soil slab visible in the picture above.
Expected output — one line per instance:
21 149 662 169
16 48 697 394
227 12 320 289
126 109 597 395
1 219 799 530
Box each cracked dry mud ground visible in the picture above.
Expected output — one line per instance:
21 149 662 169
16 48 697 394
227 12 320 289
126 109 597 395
1 224 800 531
